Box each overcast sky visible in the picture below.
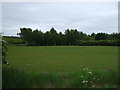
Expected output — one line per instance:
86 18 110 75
2 2 118 36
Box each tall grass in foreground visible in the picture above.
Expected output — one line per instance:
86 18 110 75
2 66 119 88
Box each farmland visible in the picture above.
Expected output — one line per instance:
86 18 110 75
2 46 118 88
5 46 118 72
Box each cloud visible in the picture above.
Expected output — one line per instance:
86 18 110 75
2 2 118 36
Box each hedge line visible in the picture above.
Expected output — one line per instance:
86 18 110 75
78 40 120 46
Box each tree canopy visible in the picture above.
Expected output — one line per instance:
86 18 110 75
18 27 120 46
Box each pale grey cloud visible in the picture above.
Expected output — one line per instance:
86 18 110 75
2 2 118 36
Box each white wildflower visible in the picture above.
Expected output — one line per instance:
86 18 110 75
83 80 88 83
93 78 95 79
83 80 86 83
83 68 89 71
88 71 92 74
81 76 83 77
83 68 86 70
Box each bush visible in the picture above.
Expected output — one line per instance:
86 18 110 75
78 40 120 46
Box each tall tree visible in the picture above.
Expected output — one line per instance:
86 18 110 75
18 28 33 45
18 27 119 46
49 27 58 46
95 33 107 40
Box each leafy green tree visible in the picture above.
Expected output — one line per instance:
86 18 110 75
95 33 107 40
18 28 33 45
65 29 71 45
49 27 58 46
90 33 96 40
110 33 120 40
44 31 52 46
18 27 119 46
31 30 44 45
57 32 66 46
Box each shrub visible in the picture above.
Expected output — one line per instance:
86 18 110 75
78 40 120 46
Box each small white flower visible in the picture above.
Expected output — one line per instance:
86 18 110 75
81 76 83 77
98 79 99 80
83 68 86 70
83 80 86 83
83 80 88 83
93 78 95 79
88 72 92 74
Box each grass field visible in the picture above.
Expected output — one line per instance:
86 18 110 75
6 46 118 72
3 46 119 88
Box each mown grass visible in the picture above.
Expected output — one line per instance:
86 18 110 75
7 46 118 72
3 46 119 88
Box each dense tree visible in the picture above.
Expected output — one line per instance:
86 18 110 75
57 32 65 46
18 27 120 46
110 33 120 40
49 27 58 46
32 30 44 45
90 33 96 40
95 33 107 40
18 28 33 45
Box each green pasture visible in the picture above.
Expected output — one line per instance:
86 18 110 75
6 46 118 72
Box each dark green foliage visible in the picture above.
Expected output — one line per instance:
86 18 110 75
95 33 107 40
78 40 120 46
2 40 8 64
18 27 120 46
47 27 58 46
18 28 33 45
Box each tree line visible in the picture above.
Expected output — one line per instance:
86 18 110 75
18 27 120 46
